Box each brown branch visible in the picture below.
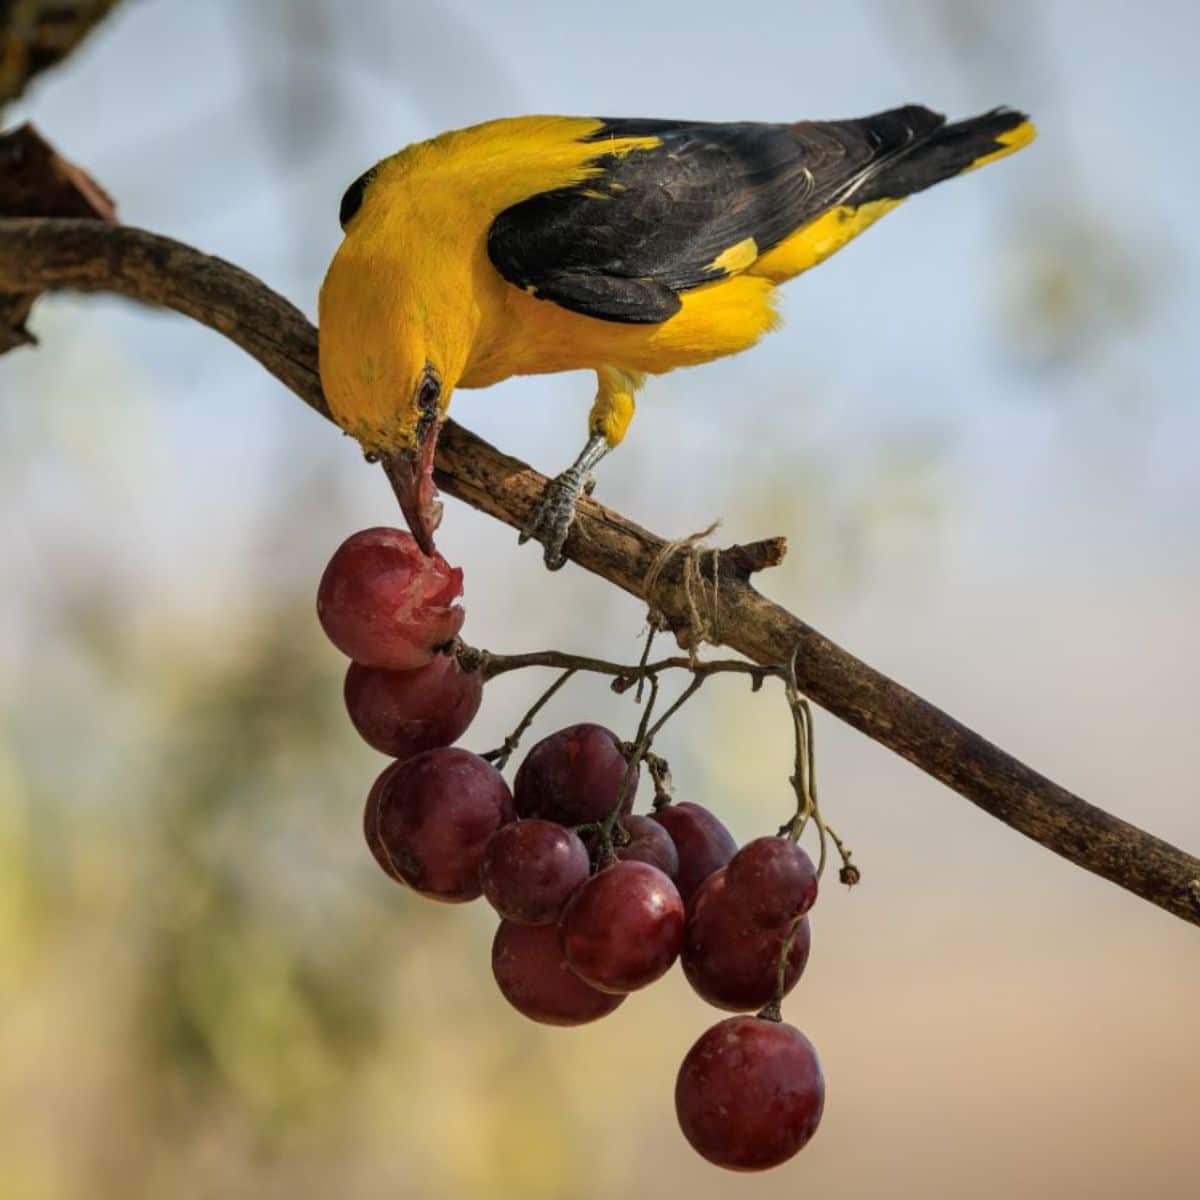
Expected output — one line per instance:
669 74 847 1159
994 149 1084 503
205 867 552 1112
2 214 1198 928
0 1 125 107
0 124 114 346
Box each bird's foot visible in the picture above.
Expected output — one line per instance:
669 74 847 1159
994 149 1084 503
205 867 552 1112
519 465 591 570
520 433 611 570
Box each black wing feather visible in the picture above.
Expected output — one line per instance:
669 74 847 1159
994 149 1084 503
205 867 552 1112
487 106 946 324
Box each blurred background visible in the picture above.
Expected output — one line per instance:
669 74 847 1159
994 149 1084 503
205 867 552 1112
2 1 1198 1196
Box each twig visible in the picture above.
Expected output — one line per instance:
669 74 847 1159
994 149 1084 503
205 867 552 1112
756 915 810 1024
481 668 576 770
470 645 775 686
3 213 1199 928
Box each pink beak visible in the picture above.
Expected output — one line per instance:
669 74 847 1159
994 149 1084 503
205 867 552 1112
382 426 443 557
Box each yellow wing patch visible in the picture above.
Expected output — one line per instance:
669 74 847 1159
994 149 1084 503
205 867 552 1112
751 198 902 283
707 236 759 276
967 120 1037 171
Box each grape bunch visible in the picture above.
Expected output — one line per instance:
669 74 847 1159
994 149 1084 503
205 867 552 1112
318 528 827 1172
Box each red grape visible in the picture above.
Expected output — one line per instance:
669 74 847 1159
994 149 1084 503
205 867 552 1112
616 814 679 876
480 819 590 925
376 748 514 901
725 836 818 922
682 838 817 1011
514 723 638 826
651 802 737 906
363 761 403 882
683 867 812 1011
492 921 625 1026
317 527 464 669
675 1016 825 1171
560 861 684 994
344 653 482 759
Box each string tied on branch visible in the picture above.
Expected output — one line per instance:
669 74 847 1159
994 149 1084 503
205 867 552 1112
642 519 724 659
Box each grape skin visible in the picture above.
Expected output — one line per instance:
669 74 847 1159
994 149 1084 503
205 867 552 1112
492 920 626 1026
514 723 638 826
682 838 818 1011
684 870 812 1011
560 861 685 994
363 761 403 882
675 1016 825 1171
651 802 737 906
615 814 680 876
376 748 514 901
344 653 482 759
480 819 590 925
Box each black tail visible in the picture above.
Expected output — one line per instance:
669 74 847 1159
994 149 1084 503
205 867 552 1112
851 106 1034 205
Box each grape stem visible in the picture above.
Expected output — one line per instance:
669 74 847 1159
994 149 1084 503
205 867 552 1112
480 667 577 770
756 914 808 1024
464 637 854 881
465 644 775 690
600 674 708 842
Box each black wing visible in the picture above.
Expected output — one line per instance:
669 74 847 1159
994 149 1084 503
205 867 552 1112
486 106 947 324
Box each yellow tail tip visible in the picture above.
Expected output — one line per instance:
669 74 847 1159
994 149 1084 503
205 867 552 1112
970 119 1037 170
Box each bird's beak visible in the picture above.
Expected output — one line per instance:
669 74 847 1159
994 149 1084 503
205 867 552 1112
381 425 443 557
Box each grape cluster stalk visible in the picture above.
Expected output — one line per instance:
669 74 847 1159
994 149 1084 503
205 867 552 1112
318 526 858 1171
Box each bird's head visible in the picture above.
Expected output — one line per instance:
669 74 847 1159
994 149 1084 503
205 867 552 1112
318 161 471 556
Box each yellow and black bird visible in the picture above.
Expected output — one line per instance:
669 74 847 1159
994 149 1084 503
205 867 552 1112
319 106 1034 567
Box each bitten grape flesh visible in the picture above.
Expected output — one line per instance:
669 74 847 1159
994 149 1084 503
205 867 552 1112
480 819 590 925
317 527 464 669
651 802 738 906
492 920 626 1026
376 748 514 901
560 861 684 994
675 1016 825 1171
344 653 482 759
514 723 638 826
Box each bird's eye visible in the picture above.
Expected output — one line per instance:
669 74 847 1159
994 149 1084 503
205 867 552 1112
414 370 442 441
417 373 441 414
339 168 375 229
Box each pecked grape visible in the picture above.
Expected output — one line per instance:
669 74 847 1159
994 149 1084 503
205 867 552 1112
317 527 464 669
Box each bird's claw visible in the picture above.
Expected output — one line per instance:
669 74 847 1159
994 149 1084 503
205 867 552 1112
519 467 589 570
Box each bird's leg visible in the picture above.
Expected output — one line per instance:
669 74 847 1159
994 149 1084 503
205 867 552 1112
520 367 641 571
519 432 610 570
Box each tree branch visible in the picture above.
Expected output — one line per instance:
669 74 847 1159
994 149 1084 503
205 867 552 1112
0 1 125 108
2 214 1198 928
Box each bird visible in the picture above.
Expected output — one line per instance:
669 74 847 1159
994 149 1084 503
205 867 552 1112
318 105 1034 568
